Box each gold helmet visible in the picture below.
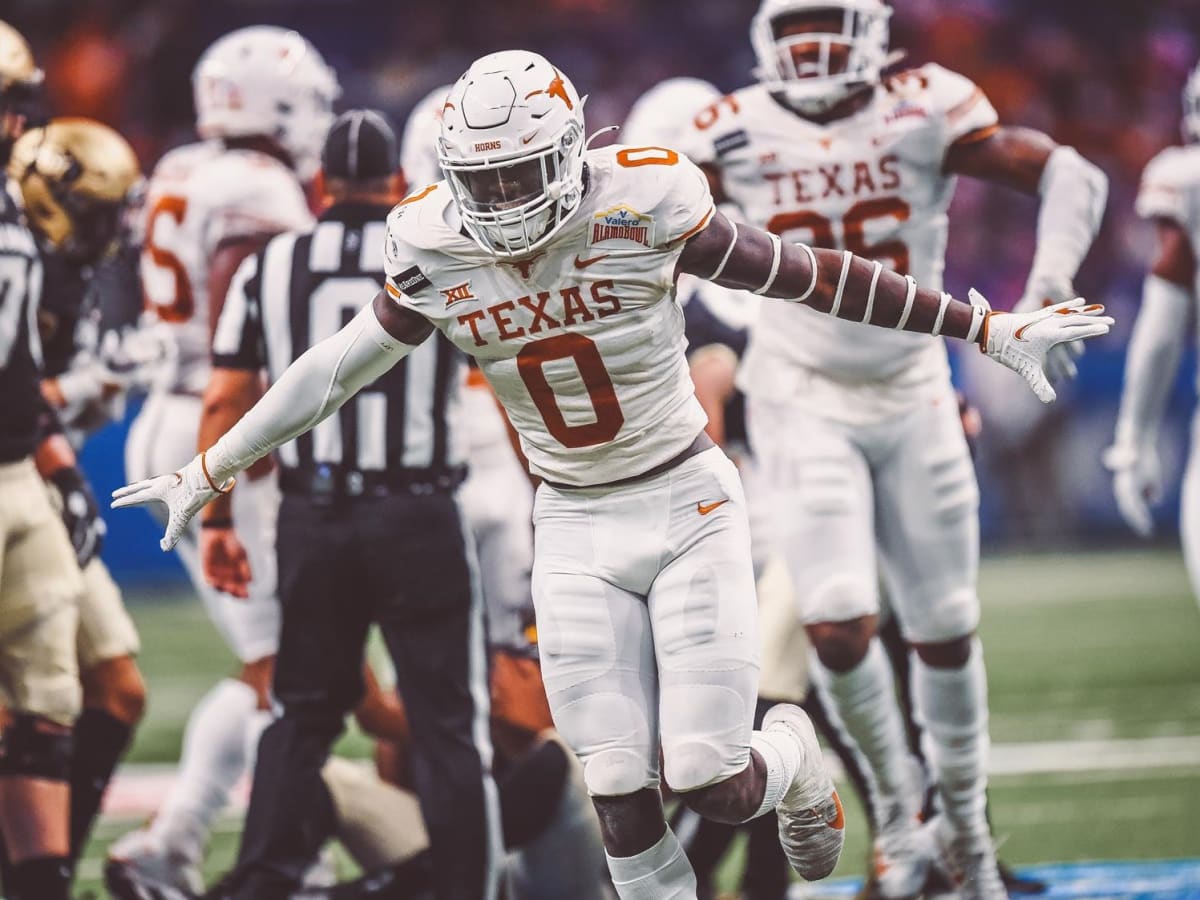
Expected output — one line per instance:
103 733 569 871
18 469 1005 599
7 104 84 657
8 118 140 262
0 20 44 156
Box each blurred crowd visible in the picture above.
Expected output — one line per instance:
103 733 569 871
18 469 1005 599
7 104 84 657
6 0 1200 551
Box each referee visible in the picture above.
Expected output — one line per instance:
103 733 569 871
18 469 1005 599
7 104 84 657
198 110 501 900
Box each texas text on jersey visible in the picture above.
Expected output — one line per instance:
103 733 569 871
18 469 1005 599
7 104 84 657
681 64 998 392
383 144 715 487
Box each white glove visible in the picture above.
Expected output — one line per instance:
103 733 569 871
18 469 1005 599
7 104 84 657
1102 443 1161 538
104 319 179 394
1014 276 1085 383
974 290 1113 403
111 453 234 551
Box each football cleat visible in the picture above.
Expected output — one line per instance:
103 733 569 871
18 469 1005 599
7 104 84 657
870 778 936 899
105 826 204 900
933 823 1008 900
762 703 845 881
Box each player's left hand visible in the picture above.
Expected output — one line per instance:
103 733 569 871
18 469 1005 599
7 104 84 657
201 525 252 599
974 291 1113 403
1103 443 1162 538
111 453 233 551
1015 277 1085 383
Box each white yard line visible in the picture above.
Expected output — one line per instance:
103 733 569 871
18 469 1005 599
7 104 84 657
97 736 1200 823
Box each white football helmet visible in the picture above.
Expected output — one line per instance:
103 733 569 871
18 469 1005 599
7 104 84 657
192 26 340 181
400 84 452 191
751 0 891 115
1184 60 1200 143
623 77 721 147
438 50 587 258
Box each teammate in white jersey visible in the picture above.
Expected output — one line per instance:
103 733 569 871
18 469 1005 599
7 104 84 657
1108 62 1200 596
109 26 338 898
680 2 1108 896
111 50 1111 900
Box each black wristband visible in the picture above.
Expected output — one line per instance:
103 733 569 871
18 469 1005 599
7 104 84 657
200 518 233 530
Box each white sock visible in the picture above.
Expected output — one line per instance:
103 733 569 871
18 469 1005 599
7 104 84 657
911 639 989 843
150 678 257 859
744 728 801 821
605 828 698 900
821 639 915 818
244 708 273 771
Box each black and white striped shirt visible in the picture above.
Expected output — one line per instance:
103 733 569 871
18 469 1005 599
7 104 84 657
213 202 465 480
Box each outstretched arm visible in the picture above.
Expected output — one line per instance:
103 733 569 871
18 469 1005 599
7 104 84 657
113 292 434 549
947 126 1108 380
677 211 1112 400
1106 220 1196 536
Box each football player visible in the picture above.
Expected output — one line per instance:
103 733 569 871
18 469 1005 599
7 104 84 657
112 50 1110 900
1108 62 1200 582
679 1 1108 896
107 26 339 897
7 117 149 874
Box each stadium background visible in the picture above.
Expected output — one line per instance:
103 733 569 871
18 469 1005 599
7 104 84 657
4 0 1200 895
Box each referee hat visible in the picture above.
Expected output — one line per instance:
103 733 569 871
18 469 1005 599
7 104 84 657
321 109 397 181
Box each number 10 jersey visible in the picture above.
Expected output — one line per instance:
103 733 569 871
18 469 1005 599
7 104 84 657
682 64 999 389
383 145 715 487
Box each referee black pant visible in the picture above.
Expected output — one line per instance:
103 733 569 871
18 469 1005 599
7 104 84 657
232 489 500 900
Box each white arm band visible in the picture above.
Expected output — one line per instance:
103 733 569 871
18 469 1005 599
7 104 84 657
1028 146 1108 288
708 221 739 281
794 243 819 302
205 303 416 481
894 276 918 329
1113 274 1193 450
861 260 882 323
829 250 853 318
929 292 953 336
753 232 783 295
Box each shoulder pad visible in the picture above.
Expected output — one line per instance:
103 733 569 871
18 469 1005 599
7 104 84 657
586 146 715 251
1137 145 1200 222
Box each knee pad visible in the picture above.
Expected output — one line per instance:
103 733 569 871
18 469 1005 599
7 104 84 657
907 588 978 644
0 714 72 781
804 573 877 626
662 740 729 793
581 747 657 797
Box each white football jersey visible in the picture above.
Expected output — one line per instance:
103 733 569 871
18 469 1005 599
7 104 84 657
383 145 714 486
140 141 313 393
683 64 998 394
1137 143 1200 292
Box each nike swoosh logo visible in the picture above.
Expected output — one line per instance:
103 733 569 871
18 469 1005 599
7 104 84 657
573 254 609 270
697 499 729 516
1014 322 1032 341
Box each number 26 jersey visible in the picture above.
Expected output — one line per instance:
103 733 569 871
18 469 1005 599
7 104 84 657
383 145 715 487
682 64 998 387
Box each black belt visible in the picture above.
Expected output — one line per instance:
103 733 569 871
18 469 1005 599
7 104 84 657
279 464 466 502
543 432 715 491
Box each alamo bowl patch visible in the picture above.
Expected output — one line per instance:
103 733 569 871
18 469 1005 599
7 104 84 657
588 205 655 249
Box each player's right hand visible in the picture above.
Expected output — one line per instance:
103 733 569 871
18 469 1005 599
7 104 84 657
1103 443 1161 538
111 453 233 551
1014 276 1084 383
975 291 1113 403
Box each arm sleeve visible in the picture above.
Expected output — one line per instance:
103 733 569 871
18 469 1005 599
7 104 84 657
1026 146 1108 288
204 302 420 481
211 252 266 370
1113 274 1194 450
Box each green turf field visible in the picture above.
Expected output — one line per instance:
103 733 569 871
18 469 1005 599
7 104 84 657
75 548 1200 896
